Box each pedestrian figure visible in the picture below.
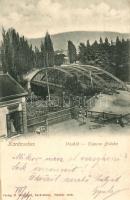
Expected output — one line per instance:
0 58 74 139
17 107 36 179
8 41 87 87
85 109 91 129
116 118 119 124
81 108 86 125
78 106 86 126
74 105 79 120
119 117 125 127
10 119 16 133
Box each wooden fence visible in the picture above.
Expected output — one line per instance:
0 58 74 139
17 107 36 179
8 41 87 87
87 110 121 119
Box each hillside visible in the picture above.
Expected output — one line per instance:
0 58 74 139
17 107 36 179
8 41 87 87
28 31 130 51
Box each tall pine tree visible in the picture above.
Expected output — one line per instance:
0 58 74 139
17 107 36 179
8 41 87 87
42 32 54 67
1 27 35 81
68 40 77 64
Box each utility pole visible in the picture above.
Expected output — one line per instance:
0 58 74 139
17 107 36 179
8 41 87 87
90 71 93 89
46 52 51 101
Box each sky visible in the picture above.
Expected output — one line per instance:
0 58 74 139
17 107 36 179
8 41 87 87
0 0 130 38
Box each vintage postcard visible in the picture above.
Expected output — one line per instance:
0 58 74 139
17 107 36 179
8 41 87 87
0 0 130 200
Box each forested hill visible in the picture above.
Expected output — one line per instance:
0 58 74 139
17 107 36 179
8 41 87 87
28 31 130 50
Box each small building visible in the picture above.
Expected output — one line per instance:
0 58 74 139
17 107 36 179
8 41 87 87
63 56 70 64
0 73 28 138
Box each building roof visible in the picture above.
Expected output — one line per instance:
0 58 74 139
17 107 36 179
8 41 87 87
0 73 27 103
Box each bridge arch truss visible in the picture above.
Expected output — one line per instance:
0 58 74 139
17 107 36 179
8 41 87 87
30 64 127 93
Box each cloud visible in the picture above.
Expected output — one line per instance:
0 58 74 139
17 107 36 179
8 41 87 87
0 0 130 38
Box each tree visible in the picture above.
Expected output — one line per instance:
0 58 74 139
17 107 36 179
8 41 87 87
104 37 109 47
54 53 65 66
99 37 103 45
42 32 54 67
1 27 35 81
86 40 92 62
68 40 77 64
115 38 130 81
78 35 130 81
101 37 111 71
35 46 43 68
78 43 87 64
91 40 99 62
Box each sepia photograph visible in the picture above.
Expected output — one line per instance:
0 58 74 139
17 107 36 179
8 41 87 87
0 0 130 138
0 0 130 200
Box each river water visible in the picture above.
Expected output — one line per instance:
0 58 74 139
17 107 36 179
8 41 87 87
91 90 130 115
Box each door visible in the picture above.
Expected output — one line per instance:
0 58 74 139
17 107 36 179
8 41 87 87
6 111 24 137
